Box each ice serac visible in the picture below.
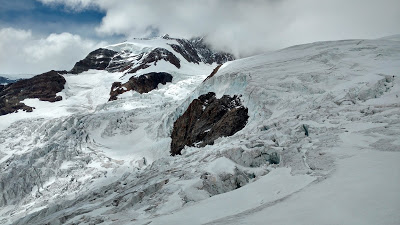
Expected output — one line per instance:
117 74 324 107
0 70 66 115
109 72 173 100
69 48 118 74
170 92 249 155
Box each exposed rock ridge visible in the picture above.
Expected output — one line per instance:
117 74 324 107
70 48 118 74
204 64 223 82
170 92 249 155
109 72 173 101
190 37 235 64
126 48 181 74
167 37 235 65
69 37 234 75
0 70 66 115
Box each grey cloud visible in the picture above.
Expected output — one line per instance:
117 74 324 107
34 0 400 58
95 0 400 57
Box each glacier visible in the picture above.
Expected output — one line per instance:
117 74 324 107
0 36 399 224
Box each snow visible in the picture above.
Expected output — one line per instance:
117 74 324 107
212 145 400 225
205 157 237 175
1 37 400 224
135 168 315 225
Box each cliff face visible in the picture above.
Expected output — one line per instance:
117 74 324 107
170 92 249 155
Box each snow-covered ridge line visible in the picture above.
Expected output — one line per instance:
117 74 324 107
70 36 234 75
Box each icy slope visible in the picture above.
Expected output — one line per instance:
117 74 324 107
138 38 400 225
1 37 399 224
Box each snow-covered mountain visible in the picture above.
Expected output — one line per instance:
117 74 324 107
0 36 399 225
69 36 234 74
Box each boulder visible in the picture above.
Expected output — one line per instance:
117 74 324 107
109 72 173 101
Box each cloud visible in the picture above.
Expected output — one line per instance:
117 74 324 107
0 27 106 74
38 0 97 11
37 0 400 58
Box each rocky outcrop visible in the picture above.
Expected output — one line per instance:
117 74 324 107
126 48 180 74
169 41 202 64
70 48 118 74
189 37 235 64
69 36 233 75
0 70 66 115
166 37 235 65
70 47 181 75
170 92 249 155
109 72 173 101
204 64 223 82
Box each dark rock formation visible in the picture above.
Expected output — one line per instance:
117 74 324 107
127 48 180 74
189 37 235 64
69 47 181 75
168 38 235 65
70 48 118 74
204 64 223 82
169 41 202 64
170 92 249 155
109 72 173 101
0 70 66 115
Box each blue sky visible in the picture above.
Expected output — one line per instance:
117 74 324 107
0 0 121 74
0 0 106 39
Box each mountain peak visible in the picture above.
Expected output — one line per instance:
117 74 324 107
69 36 234 75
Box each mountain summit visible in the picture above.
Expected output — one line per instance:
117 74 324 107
70 36 234 74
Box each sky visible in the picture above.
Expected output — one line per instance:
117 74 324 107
1 0 400 74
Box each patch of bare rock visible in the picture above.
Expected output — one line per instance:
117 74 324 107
0 70 66 115
109 72 173 101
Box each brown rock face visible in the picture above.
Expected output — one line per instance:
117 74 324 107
203 64 223 82
109 72 173 101
170 92 249 156
0 70 66 115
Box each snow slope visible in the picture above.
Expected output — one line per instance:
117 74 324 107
1 37 399 224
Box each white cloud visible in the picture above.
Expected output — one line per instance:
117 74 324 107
0 27 106 74
36 0 400 58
